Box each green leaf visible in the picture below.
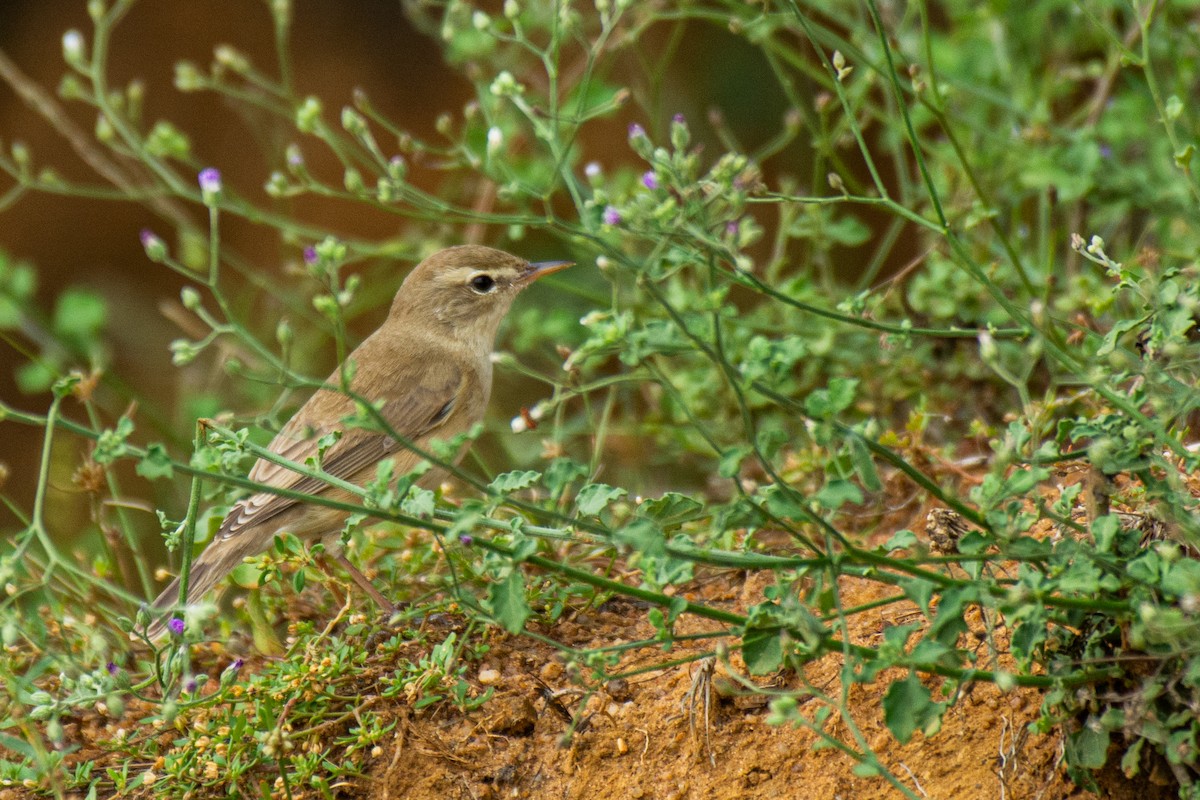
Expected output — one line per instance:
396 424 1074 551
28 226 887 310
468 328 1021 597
541 458 588 493
1010 620 1046 667
883 672 943 744
1119 737 1146 778
0 732 37 759
575 483 626 516
1166 94 1184 120
882 529 917 552
825 214 871 246
804 378 858 418
742 628 783 675
762 485 809 520
53 287 107 342
489 470 541 493
638 492 703 526
614 519 665 557
229 562 265 588
487 569 531 634
1162 558 1200 599
899 577 935 614
1090 514 1120 552
562 79 623 121
401 486 435 518
509 531 537 562
136 443 175 480
814 478 862 510
15 360 56 394
718 446 751 478
94 417 134 464
0 293 21 329
849 437 882 492
1066 723 1110 769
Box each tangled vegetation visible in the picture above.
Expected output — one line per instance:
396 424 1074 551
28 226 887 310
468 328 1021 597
2 0 1200 797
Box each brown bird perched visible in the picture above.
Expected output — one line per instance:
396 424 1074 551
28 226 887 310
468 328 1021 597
146 245 571 638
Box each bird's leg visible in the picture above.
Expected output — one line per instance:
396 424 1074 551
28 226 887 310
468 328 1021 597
331 552 403 616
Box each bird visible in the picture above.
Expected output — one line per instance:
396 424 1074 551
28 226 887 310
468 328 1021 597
146 245 571 638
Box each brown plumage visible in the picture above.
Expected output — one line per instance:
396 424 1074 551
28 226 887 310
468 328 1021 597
146 245 570 638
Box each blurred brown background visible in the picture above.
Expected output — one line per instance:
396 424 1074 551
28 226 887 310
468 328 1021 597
0 1 478 534
0 1 834 559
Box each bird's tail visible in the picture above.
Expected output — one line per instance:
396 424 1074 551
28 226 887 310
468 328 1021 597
144 544 239 640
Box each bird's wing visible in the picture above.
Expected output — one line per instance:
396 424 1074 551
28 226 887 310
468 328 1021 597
217 358 465 541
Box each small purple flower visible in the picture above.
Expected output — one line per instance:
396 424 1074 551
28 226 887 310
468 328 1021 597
672 113 685 125
184 677 198 694
303 245 318 265
167 617 185 637
106 661 119 676
198 168 221 193
198 167 222 204
287 146 304 167
627 123 646 140
1099 143 1113 159
230 658 244 672
139 229 166 262
602 205 621 226
725 220 740 237
584 162 601 179
459 534 474 546
642 171 659 190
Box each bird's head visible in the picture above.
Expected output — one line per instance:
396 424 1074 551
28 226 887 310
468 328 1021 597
390 245 571 344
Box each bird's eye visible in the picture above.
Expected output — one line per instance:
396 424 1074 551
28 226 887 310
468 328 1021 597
469 274 496 293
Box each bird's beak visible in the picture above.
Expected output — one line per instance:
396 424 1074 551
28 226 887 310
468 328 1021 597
521 259 573 283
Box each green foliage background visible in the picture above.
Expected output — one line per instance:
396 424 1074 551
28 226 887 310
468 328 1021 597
2 0 1200 797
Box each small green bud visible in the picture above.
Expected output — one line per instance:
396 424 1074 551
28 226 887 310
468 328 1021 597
95 114 115 143
264 171 289 197
313 294 338 320
180 286 202 311
62 30 86 67
387 155 407 181
140 229 167 262
670 113 689 150
174 61 204 91
58 74 86 100
276 319 292 347
295 96 322 133
489 71 522 97
169 339 199 366
832 50 852 81
213 45 250 74
341 106 367 136
10 141 29 168
376 176 395 203
487 126 503 157
286 143 305 173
